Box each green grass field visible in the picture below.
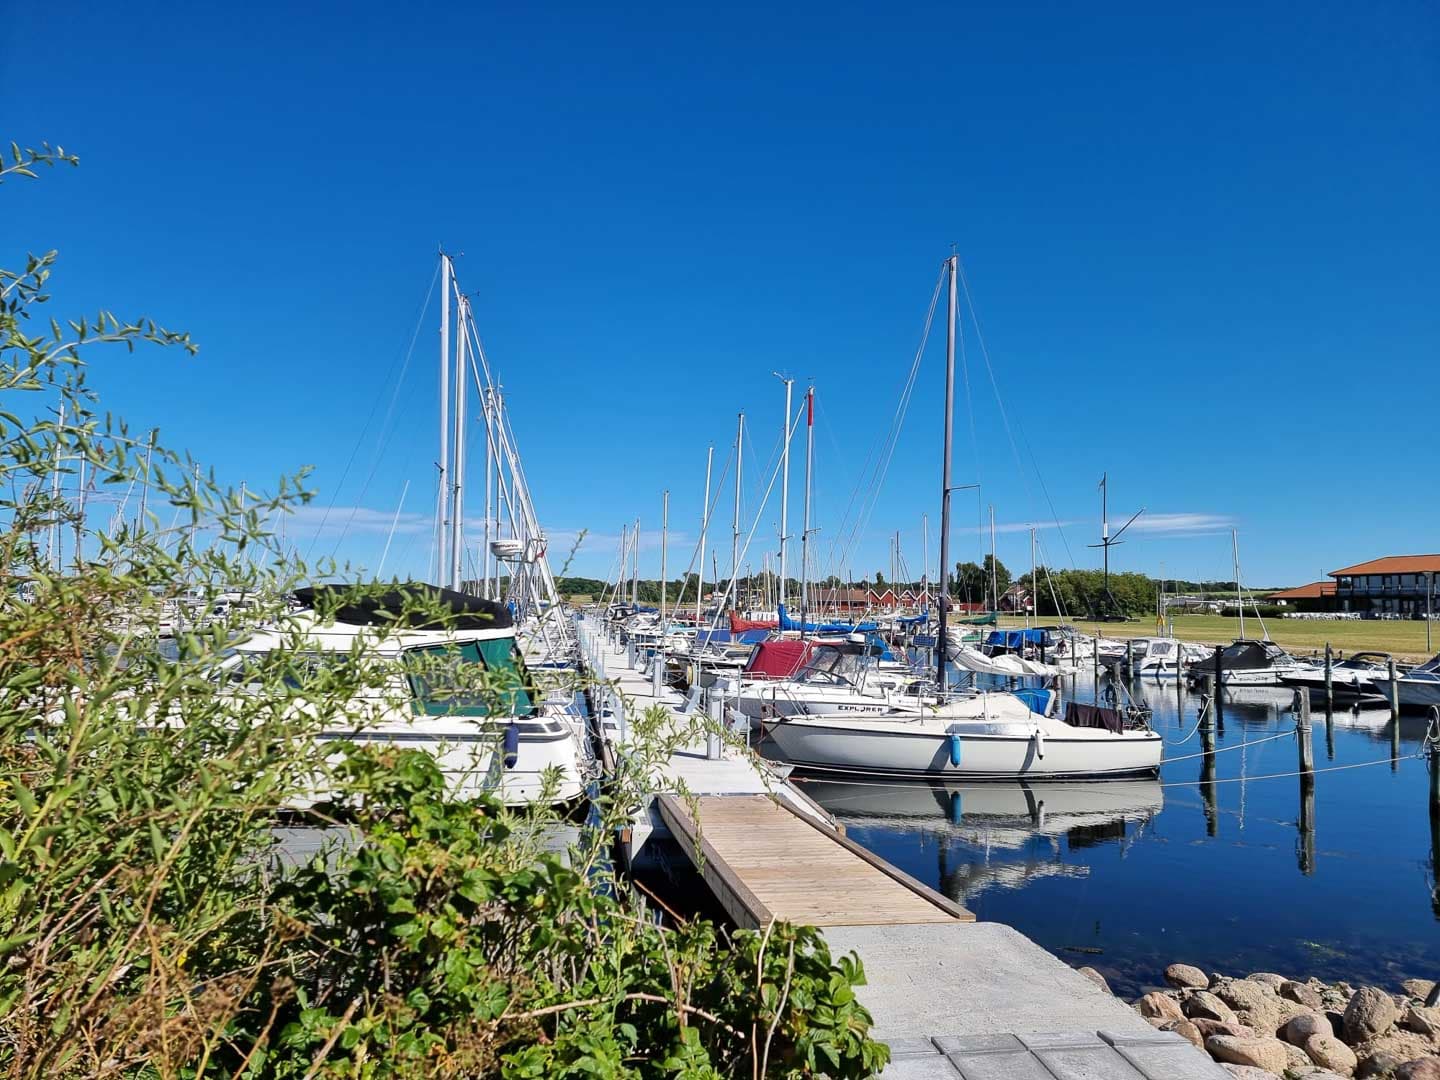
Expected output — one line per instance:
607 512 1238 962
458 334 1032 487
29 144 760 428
997 614 1439 662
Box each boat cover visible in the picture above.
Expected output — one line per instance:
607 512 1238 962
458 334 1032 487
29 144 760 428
294 583 511 630
1190 639 1284 673
729 612 777 633
1064 701 1123 734
776 603 878 634
743 640 813 679
986 629 1046 649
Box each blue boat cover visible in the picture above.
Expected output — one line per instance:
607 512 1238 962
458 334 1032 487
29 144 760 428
776 603 878 635
986 629 1046 649
1010 687 1053 716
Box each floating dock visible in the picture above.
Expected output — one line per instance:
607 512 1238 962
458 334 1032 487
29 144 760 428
578 619 1226 1078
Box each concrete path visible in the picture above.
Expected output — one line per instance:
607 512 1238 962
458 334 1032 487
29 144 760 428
879 1029 1230 1078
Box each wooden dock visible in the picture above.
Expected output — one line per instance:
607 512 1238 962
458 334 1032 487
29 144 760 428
656 793 969 929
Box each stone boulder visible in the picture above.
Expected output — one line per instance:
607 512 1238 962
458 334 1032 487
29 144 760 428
1166 962 1211 989
1285 1013 1337 1047
1357 1052 1405 1078
1187 990 1241 1024
1219 978 1286 1033
1305 1033 1359 1076
1077 966 1111 994
1160 1018 1206 1049
1283 982 1328 1010
1354 1034 1439 1072
1221 1067 1275 1079
1402 981 1437 1003
1195 1018 1258 1040
1396 1059 1440 1080
1403 1007 1440 1039
1347 988 1402 1043
1206 1034 1293 1074
1139 991 1185 1022
1247 972 1290 990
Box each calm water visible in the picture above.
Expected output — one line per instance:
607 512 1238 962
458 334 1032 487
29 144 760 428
790 672 1440 998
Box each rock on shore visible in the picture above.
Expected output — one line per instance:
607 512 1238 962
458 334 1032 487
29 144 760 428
1132 965 1440 1078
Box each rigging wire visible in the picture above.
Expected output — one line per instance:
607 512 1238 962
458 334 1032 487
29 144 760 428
306 261 441 562
825 263 946 585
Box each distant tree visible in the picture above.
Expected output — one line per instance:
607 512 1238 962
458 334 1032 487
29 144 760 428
874 570 886 589
984 556 1011 601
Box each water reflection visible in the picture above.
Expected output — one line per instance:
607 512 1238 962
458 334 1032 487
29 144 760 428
800 778 1162 905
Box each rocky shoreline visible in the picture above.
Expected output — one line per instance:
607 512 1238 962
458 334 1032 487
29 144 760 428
1101 962 1440 1078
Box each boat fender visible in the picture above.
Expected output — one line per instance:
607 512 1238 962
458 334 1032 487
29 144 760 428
949 732 962 767
1033 727 1045 760
502 722 520 769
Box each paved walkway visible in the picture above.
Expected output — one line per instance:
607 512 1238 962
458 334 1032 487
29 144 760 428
880 1029 1229 1078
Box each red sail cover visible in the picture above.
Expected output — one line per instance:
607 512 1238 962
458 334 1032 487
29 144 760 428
729 612 777 632
743 640 812 679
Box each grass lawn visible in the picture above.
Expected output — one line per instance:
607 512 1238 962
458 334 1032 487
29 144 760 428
997 613 1440 663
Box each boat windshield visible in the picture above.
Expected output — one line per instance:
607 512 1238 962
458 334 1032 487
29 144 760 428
794 645 866 687
405 638 537 717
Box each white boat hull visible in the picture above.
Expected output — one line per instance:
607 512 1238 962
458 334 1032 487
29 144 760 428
765 716 1161 780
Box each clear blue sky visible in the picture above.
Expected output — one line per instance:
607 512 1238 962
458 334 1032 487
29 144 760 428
7 1 1437 588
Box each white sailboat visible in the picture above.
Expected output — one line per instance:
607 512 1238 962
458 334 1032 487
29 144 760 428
757 255 1161 781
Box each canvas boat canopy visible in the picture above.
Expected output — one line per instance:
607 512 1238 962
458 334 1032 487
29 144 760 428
294 583 512 631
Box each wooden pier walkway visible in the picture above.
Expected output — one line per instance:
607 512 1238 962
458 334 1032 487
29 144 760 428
656 793 970 929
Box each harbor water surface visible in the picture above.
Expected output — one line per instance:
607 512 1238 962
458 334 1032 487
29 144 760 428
788 671 1440 998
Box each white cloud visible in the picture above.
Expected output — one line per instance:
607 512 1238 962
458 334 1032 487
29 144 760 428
1126 512 1236 536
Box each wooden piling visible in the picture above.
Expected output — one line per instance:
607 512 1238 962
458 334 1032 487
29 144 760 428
1429 707 1440 818
1389 658 1401 723
1324 642 1333 710
1092 640 1099 704
1125 639 1134 680
1212 644 1225 734
1177 651 1185 722
1295 688 1314 775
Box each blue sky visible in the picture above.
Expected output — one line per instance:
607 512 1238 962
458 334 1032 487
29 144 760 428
7 1 1437 587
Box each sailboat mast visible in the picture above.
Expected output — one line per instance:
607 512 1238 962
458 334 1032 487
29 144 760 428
697 445 713 625
801 386 814 624
1233 528 1245 639
437 254 451 580
1101 472 1109 603
731 412 743 609
632 517 640 608
776 376 792 617
922 512 929 609
483 388 493 597
1029 526 1036 627
937 254 958 690
660 490 669 625
450 295 467 591
989 504 997 613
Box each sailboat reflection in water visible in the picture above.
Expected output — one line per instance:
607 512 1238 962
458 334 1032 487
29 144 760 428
800 779 1162 903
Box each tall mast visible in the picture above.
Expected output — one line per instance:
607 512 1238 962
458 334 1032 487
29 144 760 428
1233 528 1245 639
437 253 451 581
660 490 669 625
801 386 814 625
632 517 640 608
775 375 793 616
1100 472 1110 603
989 504 997 613
1029 526 1037 628
49 403 64 572
697 445 713 624
136 428 155 536
922 512 929 608
450 294 467 591
731 412 743 609
483 388 493 597
937 254 957 690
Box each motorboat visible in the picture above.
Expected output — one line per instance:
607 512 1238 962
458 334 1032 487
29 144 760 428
1126 637 1209 679
217 584 595 807
1371 654 1440 710
1185 639 1305 687
1281 651 1394 704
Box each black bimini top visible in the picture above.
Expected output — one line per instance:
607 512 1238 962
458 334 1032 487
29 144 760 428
293 583 512 631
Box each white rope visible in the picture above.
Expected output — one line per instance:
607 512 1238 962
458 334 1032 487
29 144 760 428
1161 752 1415 787
1161 728 1294 764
